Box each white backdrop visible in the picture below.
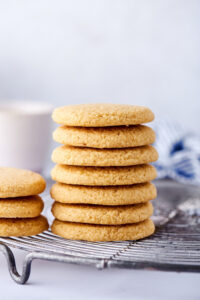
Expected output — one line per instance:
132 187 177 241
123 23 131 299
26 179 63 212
0 0 199 132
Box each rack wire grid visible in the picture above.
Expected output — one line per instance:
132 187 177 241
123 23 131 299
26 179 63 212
0 179 200 284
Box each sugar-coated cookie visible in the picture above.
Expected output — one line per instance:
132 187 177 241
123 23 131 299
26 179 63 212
0 215 48 237
52 145 158 167
50 182 157 205
0 167 46 198
0 195 44 218
52 104 154 127
52 202 153 225
53 125 156 149
51 218 155 241
51 164 157 186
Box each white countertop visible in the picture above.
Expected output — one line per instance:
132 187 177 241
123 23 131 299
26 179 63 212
0 248 199 300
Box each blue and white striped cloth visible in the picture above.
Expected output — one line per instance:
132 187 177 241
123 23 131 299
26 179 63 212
152 119 200 185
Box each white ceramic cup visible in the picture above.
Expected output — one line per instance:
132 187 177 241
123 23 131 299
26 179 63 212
0 101 53 173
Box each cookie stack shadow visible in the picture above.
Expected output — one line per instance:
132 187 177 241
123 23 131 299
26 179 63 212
50 104 158 242
0 167 48 237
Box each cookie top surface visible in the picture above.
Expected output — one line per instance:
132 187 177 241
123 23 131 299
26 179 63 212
52 202 153 225
53 125 156 149
52 104 154 127
50 182 157 205
52 145 158 167
52 218 155 242
0 167 46 198
0 195 44 218
51 164 157 186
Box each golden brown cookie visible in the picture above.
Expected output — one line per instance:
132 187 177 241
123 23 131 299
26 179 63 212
51 218 155 241
0 215 48 237
52 103 154 127
53 125 156 149
52 145 158 167
0 195 44 218
0 167 46 198
52 202 153 225
51 164 157 186
50 182 157 205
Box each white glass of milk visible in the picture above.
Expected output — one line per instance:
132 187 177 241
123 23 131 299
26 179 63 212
0 101 53 173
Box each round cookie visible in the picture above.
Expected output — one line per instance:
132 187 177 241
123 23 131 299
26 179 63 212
0 167 46 198
52 202 153 225
0 195 44 218
52 145 158 167
0 215 48 237
51 164 157 186
51 219 155 242
50 182 157 205
53 125 156 149
52 103 154 127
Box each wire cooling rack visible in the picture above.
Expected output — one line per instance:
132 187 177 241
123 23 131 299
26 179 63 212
0 179 200 284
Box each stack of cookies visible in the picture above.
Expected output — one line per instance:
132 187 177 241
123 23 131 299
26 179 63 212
0 167 48 236
50 103 158 242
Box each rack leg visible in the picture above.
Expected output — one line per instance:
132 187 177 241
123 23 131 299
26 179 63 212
0 242 106 284
0 242 32 284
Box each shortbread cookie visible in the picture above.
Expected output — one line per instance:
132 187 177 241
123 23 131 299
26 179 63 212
51 164 157 186
0 215 48 237
51 218 155 241
50 182 157 205
0 167 46 198
0 195 44 218
53 125 156 149
52 145 158 167
52 104 154 127
52 202 153 225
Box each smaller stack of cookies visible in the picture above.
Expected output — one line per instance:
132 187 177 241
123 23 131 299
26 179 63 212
0 167 48 236
51 103 158 242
